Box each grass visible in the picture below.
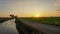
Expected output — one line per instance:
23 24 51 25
21 17 60 26
0 17 13 23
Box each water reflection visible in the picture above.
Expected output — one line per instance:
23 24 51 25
0 19 18 34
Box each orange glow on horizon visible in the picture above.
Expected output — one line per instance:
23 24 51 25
35 14 40 17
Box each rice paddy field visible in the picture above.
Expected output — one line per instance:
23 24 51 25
21 17 60 26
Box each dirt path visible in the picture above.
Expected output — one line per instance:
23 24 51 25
20 19 60 34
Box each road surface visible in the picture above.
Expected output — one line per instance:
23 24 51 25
20 19 60 34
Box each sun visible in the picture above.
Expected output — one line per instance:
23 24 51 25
35 14 40 17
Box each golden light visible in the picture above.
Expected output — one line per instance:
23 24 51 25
35 14 40 17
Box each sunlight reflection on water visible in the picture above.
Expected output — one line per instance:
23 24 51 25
0 19 18 34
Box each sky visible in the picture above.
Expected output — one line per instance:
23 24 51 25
0 0 60 17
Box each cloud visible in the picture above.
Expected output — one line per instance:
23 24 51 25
55 0 60 6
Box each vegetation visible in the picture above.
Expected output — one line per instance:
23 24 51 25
21 17 60 26
0 17 12 23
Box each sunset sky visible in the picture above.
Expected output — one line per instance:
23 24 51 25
0 0 60 17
